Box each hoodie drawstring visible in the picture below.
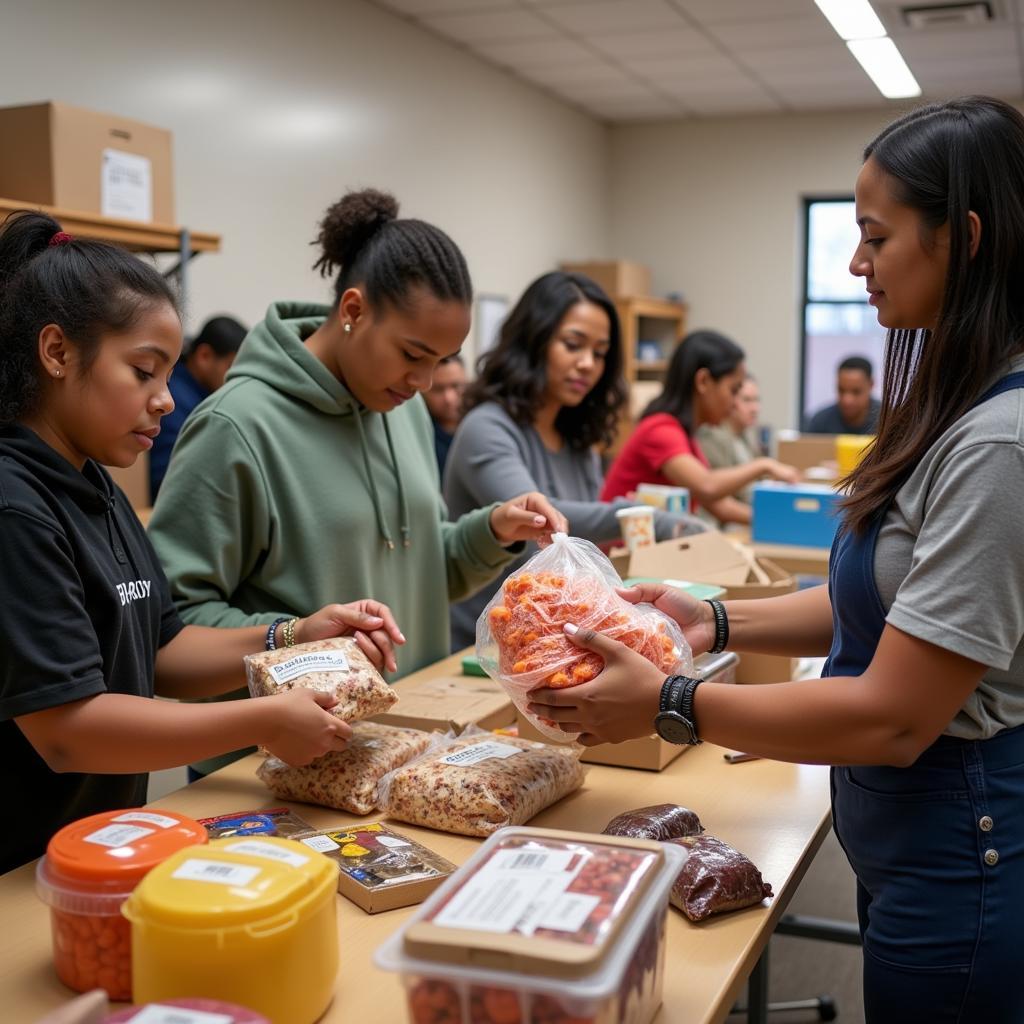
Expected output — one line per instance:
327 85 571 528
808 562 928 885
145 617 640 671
352 405 396 550
383 417 412 549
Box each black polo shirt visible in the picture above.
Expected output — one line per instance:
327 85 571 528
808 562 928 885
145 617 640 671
0 426 183 873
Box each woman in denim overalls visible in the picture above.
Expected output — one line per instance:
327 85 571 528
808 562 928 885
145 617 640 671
529 96 1024 1023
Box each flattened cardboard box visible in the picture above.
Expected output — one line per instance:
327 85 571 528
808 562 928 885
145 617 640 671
370 674 515 734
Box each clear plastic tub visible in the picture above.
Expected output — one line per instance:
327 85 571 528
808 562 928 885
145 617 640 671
35 808 208 1001
375 826 687 1024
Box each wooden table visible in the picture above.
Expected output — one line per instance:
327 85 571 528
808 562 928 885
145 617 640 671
0 652 832 1024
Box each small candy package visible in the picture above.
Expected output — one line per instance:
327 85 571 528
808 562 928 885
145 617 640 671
198 806 316 840
667 835 773 922
378 728 586 838
477 533 692 740
244 636 397 722
256 721 434 815
602 804 704 842
298 822 456 913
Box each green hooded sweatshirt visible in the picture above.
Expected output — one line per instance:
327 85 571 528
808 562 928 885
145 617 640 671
149 301 517 774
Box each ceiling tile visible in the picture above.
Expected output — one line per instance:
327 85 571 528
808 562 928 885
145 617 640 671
739 43 862 75
424 8 554 43
518 59 633 88
554 79 664 103
673 0 812 24
893 25 1017 61
688 93 785 115
540 0 686 34
474 36 597 68
585 26 715 59
705 15 838 50
376 0 514 13
621 52 745 79
584 96 687 121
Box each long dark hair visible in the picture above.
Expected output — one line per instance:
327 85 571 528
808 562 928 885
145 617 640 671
842 97 1024 534
464 271 626 450
0 210 178 425
312 188 472 314
642 329 745 437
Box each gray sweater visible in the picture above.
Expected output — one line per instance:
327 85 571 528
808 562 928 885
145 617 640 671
443 401 702 649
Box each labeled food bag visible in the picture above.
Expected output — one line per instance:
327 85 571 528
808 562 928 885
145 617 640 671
667 834 773 922
256 721 433 815
199 806 316 840
477 532 692 740
244 636 397 722
602 803 704 842
378 728 586 838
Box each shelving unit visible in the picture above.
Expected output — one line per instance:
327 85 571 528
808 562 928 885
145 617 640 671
612 294 688 450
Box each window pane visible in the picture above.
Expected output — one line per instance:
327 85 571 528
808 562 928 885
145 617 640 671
807 201 863 301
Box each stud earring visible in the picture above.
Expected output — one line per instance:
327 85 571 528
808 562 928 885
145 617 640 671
344 323 352 334
54 370 62 377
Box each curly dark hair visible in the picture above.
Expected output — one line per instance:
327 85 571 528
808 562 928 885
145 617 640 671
463 271 626 450
0 210 178 425
312 188 472 313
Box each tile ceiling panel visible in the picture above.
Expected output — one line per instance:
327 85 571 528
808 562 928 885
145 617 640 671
673 0 814 23
424 9 553 43
705 16 839 50
473 36 597 67
540 0 687 34
585 27 715 59
377 0 514 14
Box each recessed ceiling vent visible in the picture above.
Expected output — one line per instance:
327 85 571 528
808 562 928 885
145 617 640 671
900 2 995 28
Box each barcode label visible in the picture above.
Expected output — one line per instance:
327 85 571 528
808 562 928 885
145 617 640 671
127 1006 235 1024
171 859 261 887
301 834 341 854
225 840 309 868
84 824 155 848
268 651 350 685
113 811 179 830
491 849 576 874
439 741 522 767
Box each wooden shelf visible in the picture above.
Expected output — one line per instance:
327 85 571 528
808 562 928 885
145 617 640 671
636 360 669 373
0 196 220 254
615 295 688 320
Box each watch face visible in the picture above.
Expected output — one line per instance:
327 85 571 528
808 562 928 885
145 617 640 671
655 712 695 745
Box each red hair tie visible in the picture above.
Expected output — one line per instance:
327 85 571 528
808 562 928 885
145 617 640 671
48 231 73 247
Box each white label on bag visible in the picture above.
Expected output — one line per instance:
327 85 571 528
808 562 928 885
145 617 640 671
84 824 155 848
101 149 152 222
268 650 350 685
128 1006 235 1024
376 835 411 849
171 859 261 887
439 741 522 767
301 834 341 854
113 811 179 829
224 840 309 868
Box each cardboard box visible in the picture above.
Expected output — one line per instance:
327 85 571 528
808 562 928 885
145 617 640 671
626 532 798 685
559 260 651 297
776 432 839 473
515 650 738 770
752 482 842 549
370 674 515 734
0 101 174 223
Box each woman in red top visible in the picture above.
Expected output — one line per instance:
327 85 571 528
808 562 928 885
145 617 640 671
602 330 798 524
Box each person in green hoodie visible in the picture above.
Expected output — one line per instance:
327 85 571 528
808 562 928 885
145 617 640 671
149 189 566 778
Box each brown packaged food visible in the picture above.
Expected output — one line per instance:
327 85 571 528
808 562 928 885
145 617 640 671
379 733 586 838
244 636 397 722
668 835 773 922
602 804 703 842
257 721 433 814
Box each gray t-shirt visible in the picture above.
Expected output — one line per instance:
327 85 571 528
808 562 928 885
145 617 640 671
874 359 1024 739
444 402 700 649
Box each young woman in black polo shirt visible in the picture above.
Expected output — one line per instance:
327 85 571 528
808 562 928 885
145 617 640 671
0 210 404 874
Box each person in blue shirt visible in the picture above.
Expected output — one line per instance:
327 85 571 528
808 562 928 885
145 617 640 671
149 315 245 498
423 352 466 480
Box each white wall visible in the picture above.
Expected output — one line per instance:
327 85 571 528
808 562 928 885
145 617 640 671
609 108 898 430
2 0 610 362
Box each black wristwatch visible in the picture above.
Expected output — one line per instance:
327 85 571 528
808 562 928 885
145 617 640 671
654 674 703 745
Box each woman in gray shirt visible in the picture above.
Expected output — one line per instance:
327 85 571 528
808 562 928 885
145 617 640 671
445 271 702 648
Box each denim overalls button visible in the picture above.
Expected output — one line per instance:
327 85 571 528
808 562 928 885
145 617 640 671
984 849 999 866
980 815 994 832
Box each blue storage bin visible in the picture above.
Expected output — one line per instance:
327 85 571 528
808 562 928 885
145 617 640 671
751 482 842 549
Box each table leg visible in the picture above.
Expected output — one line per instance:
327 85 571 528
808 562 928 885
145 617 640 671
747 944 769 1024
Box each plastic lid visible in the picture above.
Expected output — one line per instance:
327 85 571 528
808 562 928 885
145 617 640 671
40 809 208 894
404 827 665 978
122 837 338 930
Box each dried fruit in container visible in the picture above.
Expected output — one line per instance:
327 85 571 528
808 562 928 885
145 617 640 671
476 534 691 740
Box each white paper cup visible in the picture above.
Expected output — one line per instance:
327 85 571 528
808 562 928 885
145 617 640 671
615 505 656 553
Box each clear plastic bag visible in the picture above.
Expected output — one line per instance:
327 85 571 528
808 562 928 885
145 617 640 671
602 804 704 842
476 533 692 740
668 835 773 922
376 727 587 838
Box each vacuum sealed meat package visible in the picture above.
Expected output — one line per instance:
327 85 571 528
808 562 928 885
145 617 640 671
244 636 397 722
256 721 433 814
668 835 773 922
378 730 586 837
477 533 692 740
602 803 704 842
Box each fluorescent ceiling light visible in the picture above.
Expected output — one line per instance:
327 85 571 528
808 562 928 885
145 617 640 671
814 0 886 40
847 37 922 98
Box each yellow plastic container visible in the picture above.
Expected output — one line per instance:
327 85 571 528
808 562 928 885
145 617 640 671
836 434 874 477
122 836 339 1024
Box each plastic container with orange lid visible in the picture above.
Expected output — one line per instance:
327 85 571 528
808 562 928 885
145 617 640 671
376 826 687 1024
122 836 339 1024
36 808 208 1001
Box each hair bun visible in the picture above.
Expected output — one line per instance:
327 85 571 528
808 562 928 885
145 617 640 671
313 188 400 279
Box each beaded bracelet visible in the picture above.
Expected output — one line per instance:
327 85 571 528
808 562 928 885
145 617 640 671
282 617 298 648
266 616 290 651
